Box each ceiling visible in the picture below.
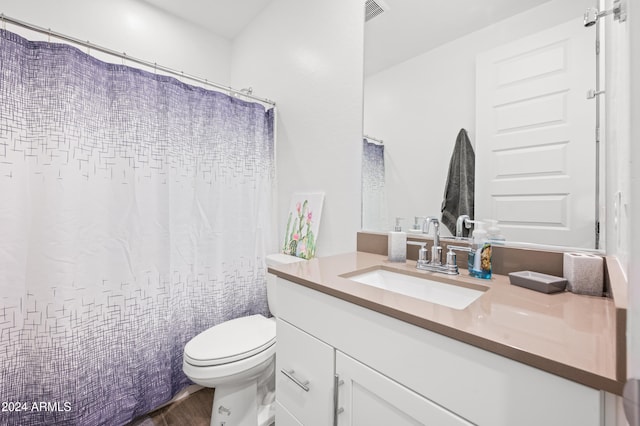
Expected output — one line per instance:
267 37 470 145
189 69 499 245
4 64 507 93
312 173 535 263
364 0 553 76
141 0 552 75
140 0 274 39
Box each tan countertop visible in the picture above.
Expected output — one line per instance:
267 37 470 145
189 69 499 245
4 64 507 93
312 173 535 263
268 251 624 395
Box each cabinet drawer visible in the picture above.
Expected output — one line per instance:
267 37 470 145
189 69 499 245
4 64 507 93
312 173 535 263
276 318 334 426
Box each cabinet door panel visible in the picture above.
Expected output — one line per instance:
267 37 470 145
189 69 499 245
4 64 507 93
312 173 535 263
275 401 303 426
336 351 472 426
276 318 334 426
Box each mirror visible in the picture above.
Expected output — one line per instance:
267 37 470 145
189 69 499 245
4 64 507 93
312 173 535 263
362 0 603 250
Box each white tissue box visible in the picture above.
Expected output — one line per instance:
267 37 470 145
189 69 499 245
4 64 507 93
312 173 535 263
563 252 603 296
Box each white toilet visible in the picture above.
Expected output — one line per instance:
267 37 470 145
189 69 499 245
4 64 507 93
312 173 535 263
182 253 305 426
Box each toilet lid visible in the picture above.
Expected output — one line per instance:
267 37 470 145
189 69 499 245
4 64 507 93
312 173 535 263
266 253 306 266
184 314 276 367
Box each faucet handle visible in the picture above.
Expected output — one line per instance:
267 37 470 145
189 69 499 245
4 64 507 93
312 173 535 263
407 241 428 265
447 245 471 265
447 245 472 257
445 245 472 274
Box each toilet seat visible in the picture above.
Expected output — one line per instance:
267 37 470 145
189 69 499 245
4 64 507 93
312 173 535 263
184 314 276 367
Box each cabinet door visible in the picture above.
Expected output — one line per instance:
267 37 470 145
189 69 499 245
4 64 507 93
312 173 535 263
336 351 473 426
275 401 303 426
276 318 334 426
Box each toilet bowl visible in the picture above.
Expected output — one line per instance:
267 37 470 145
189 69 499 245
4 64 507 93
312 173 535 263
182 253 305 426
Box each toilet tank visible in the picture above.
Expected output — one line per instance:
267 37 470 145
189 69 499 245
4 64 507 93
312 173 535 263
266 253 306 316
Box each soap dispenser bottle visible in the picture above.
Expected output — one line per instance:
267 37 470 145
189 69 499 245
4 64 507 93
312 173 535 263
388 217 407 263
467 221 492 279
486 219 506 243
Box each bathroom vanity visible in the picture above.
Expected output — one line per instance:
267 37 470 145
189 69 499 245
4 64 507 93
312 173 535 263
268 251 625 426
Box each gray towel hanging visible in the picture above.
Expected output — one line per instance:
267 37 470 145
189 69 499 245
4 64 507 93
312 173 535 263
441 128 475 236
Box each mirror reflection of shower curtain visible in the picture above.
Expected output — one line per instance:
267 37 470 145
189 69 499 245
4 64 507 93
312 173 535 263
0 29 275 426
362 138 387 230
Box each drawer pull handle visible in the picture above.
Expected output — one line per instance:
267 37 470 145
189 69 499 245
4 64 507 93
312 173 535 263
333 374 344 426
281 369 310 392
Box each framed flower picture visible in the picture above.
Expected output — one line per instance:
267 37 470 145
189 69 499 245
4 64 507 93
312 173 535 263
282 192 325 259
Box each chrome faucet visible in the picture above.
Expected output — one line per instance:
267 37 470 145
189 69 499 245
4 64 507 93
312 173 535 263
422 216 442 265
409 216 471 275
408 239 469 275
455 214 472 239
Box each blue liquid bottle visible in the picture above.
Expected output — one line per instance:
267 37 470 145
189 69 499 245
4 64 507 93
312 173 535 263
468 222 492 279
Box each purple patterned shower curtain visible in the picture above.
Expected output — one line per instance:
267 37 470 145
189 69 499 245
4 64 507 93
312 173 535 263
0 29 275 426
362 138 387 230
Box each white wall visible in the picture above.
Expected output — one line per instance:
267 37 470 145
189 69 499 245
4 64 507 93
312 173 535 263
599 0 639 399
0 0 231 85
626 0 640 384
230 0 365 256
364 0 592 234
605 0 631 268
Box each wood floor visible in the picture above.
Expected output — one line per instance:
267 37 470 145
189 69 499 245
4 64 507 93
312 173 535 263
127 388 214 426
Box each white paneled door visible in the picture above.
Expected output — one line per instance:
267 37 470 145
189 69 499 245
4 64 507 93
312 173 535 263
476 17 596 248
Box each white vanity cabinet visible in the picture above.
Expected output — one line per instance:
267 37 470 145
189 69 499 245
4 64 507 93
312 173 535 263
274 277 609 426
276 317 471 426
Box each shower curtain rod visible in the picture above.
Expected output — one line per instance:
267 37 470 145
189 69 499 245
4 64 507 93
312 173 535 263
0 13 276 107
364 134 384 145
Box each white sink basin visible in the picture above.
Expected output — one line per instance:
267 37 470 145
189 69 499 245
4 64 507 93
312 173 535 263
346 268 485 310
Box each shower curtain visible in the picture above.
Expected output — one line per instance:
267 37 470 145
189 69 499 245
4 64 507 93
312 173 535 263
0 29 275 426
361 138 387 230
